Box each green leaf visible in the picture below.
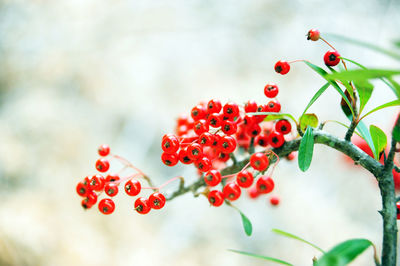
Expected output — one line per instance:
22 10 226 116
228 249 293 266
272 229 325 253
393 116 400 142
354 80 374 113
298 127 315 172
386 77 400 99
315 239 374 266
246 112 297 124
360 100 400 120
326 69 400 81
239 210 252 236
325 33 400 61
370 125 387 160
304 61 354 117
354 119 376 157
299 113 319 131
302 82 330 116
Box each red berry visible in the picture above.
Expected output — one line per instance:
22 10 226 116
218 152 230 162
178 148 194 164
250 152 269 171
176 114 190 126
236 170 254 188
187 143 203 160
82 176 90 186
81 191 97 209
255 134 269 147
195 156 212 172
90 174 105 192
246 123 261 138
125 179 141 196
256 176 275 194
204 170 222 187
270 196 280 206
255 104 268 123
135 197 151 214
245 100 258 113
223 102 239 119
98 144 110 156
286 152 297 161
105 183 119 197
198 132 214 146
191 105 206 121
397 202 400 220
274 60 290 75
176 125 188 136
243 115 255 126
264 83 279 98
218 135 237 154
275 119 292 135
268 131 285 148
96 158 110 172
98 198 115 215
248 187 260 199
161 152 179 166
161 135 180 154
149 192 166 210
266 100 281 113
193 119 210 135
105 173 120 183
221 120 237 135
207 99 222 113
208 190 224 207
207 113 222 128
223 183 241 201
324 50 341 66
76 182 89 197
307 29 320 41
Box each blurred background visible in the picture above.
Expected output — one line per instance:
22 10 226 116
0 0 399 265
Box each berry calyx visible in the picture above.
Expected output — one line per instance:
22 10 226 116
307 29 320 41
250 152 269 171
275 119 292 135
105 173 120 183
76 181 89 197
104 183 119 197
98 198 115 215
149 192 166 210
199 132 214 146
264 83 279 98
236 170 254 188
204 170 222 187
125 179 141 196
223 183 241 201
187 143 203 160
195 156 212 172
324 50 341 66
221 120 237 135
207 99 222 113
191 105 206 121
218 135 237 154
178 148 194 164
274 60 290 75
208 190 224 207
82 191 98 209
98 144 110 156
207 113 222 128
223 102 239 119
135 197 151 214
256 176 275 194
255 134 269 147
266 100 281 113
90 174 105 191
161 152 179 166
162 135 180 154
95 158 110 173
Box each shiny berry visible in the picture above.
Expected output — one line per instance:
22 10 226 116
204 170 222 187
223 102 239 119
218 135 237 154
161 135 180 154
223 183 241 201
270 196 280 206
105 173 120 183
176 114 190 126
236 170 254 188
135 197 151 214
268 131 285 148
195 156 212 172
96 158 110 172
178 148 194 164
98 198 115 215
244 100 258 113
275 119 292 135
256 176 275 194
149 192 166 210
191 105 206 121
105 183 119 197
307 29 320 41
221 120 237 135
90 174 105 192
98 144 110 156
324 50 341 66
76 182 89 197
198 132 214 146
286 152 297 161
161 152 179 166
250 152 269 171
246 123 261 137
264 83 279 98
187 143 203 160
194 119 209 135
207 99 222 113
81 191 97 209
255 104 268 123
248 187 260 199
207 113 222 128
266 100 281 113
218 152 230 162
255 134 269 147
208 190 224 207
275 60 290 75
243 115 255 125
125 179 141 196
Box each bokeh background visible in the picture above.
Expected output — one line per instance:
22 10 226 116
0 0 399 265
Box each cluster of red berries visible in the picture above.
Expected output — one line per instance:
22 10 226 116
275 29 341 75
75 144 167 215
